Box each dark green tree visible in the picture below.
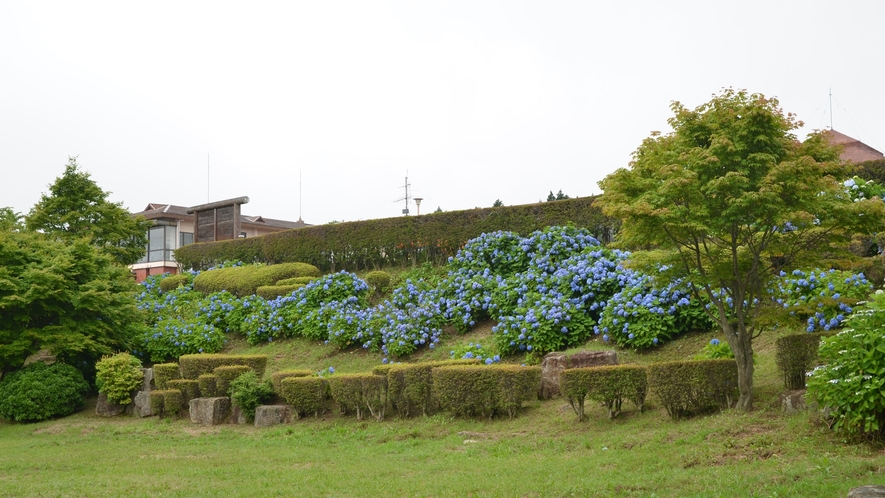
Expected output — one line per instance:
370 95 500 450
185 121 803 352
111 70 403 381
26 157 150 265
546 190 570 201
0 208 23 232
0 230 147 377
598 88 885 410
493 199 504 207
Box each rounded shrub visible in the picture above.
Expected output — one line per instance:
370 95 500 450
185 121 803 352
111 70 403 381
256 284 303 300
276 276 316 286
229 371 274 423
365 271 391 293
159 273 194 293
0 363 90 422
95 352 144 405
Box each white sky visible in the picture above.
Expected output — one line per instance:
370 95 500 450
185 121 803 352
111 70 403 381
2 1 883 224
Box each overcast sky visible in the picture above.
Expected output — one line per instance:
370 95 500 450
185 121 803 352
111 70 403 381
2 1 883 225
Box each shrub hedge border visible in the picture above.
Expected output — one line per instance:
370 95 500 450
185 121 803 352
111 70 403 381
178 354 268 380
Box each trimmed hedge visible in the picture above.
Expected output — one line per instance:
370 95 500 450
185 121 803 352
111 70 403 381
159 273 192 293
270 369 313 394
387 359 481 417
192 263 321 297
198 374 218 398
255 284 304 300
277 276 316 286
775 332 833 390
163 389 183 417
152 363 181 390
167 379 200 406
433 365 541 419
361 374 387 421
365 271 391 293
213 365 252 396
328 374 367 419
560 365 647 421
149 390 166 416
647 359 738 420
175 196 618 272
280 377 329 418
178 354 268 380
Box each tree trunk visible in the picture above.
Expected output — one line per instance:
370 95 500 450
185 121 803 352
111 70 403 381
722 320 754 411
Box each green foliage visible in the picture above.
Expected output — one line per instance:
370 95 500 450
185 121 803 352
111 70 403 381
0 230 147 374
695 338 735 361
149 390 165 416
213 365 252 396
492 199 504 207
546 190 569 201
159 273 194 293
386 359 480 417
178 354 268 380
276 276 317 286
432 365 541 419
197 374 217 397
279 377 329 418
174 196 617 272
166 379 200 406
647 359 738 420
94 353 143 405
229 371 274 423
775 333 832 390
0 207 24 231
771 269 871 333
328 374 370 419
0 362 90 422
152 363 180 390
807 291 885 440
192 262 321 297
24 157 151 266
560 365 647 421
270 369 313 394
364 271 391 294
255 284 303 300
598 88 885 410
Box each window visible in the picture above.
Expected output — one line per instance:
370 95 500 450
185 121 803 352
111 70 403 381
142 224 177 262
180 232 194 247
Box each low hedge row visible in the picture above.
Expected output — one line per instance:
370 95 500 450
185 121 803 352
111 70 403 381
386 359 480 417
775 332 833 390
647 359 738 420
270 370 313 394
433 365 541 419
175 196 618 272
255 284 304 300
152 363 181 390
280 377 329 419
178 354 268 380
149 390 183 418
198 374 217 397
166 379 200 406
192 263 321 297
213 365 252 396
327 373 387 421
560 365 647 421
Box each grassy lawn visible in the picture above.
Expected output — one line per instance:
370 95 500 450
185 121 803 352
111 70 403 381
1 324 883 497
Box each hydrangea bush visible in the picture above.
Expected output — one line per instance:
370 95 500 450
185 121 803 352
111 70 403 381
771 269 872 332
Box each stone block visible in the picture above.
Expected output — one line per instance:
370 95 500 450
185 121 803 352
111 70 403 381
569 350 618 369
142 367 154 392
189 397 231 425
133 391 154 417
95 393 126 417
848 485 885 497
229 404 248 425
539 353 569 400
254 405 293 428
780 390 807 414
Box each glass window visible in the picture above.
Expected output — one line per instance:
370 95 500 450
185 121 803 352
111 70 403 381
144 225 178 262
180 232 194 247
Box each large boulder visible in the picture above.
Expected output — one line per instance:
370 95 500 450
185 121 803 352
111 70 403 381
780 390 807 414
142 367 154 392
539 353 569 399
254 405 293 428
848 486 885 497
189 397 231 425
133 391 154 417
95 393 126 417
569 350 618 369
229 404 248 425
23 349 56 366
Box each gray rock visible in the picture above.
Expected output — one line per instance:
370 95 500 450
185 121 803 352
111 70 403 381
229 404 248 425
189 397 231 425
23 349 56 366
539 353 569 399
569 350 618 369
780 390 807 414
133 391 154 417
95 393 126 417
254 405 293 427
848 485 885 497
142 368 154 392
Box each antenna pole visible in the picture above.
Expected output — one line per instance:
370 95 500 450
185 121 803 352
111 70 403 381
207 152 210 202
829 87 833 130
299 169 303 222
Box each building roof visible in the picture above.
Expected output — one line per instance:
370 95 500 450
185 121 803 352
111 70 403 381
132 203 310 230
825 129 884 163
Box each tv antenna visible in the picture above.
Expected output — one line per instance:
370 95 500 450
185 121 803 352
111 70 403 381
394 174 412 215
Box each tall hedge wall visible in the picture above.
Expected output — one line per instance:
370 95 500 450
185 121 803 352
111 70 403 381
174 196 618 272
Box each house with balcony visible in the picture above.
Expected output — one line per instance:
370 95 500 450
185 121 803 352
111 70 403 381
129 196 307 282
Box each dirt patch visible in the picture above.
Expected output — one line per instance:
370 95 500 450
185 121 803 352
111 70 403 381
181 425 223 436
33 424 66 435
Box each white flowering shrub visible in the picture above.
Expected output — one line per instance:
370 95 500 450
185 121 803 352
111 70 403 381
807 291 885 440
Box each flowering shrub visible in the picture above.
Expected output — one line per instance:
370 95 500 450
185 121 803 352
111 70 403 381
807 291 885 440
596 270 712 349
449 342 501 364
695 338 735 360
843 176 885 202
772 269 871 332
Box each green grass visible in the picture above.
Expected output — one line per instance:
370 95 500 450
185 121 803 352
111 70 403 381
1 323 884 497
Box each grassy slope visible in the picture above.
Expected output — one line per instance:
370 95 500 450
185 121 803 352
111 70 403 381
1 321 884 496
